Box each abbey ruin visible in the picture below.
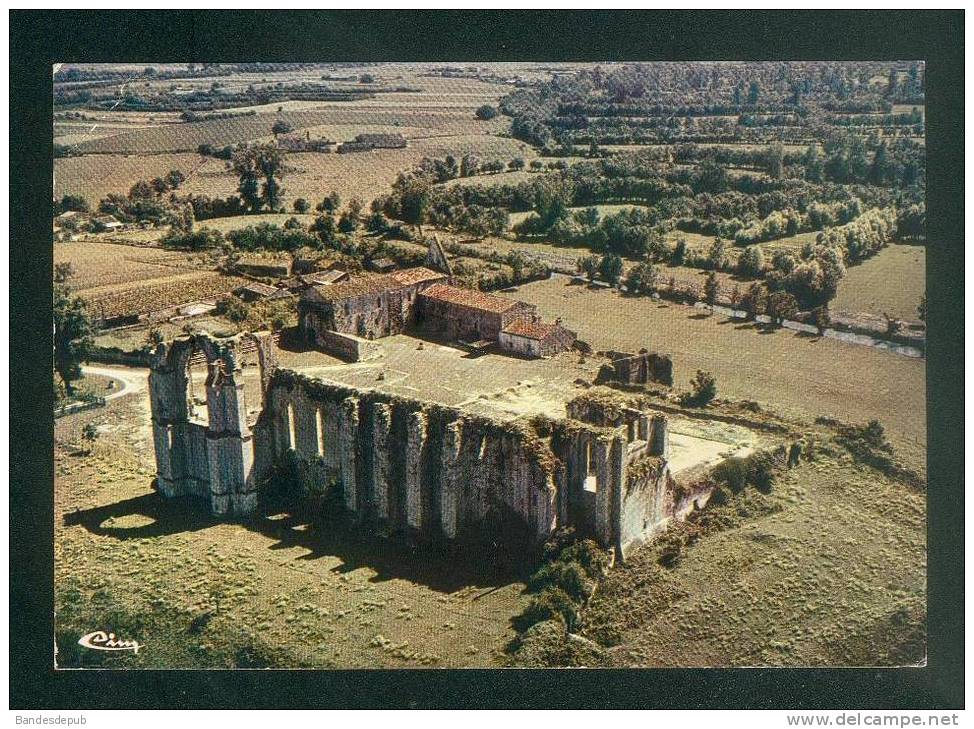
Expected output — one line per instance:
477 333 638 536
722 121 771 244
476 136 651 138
147 330 715 559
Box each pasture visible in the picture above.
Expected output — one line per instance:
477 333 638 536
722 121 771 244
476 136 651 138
581 453 925 666
832 243 926 322
500 276 926 464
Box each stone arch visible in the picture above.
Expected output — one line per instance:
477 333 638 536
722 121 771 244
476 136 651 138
149 331 276 518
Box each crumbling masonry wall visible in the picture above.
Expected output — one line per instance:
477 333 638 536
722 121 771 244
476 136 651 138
148 331 276 518
253 369 559 547
150 333 704 557
598 349 674 387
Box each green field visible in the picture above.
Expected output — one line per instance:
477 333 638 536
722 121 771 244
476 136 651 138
833 243 926 322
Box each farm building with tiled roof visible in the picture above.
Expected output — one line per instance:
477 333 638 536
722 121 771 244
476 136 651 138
416 283 536 343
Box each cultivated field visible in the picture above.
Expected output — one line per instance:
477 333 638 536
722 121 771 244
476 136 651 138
500 276 926 464
54 241 207 291
80 271 247 319
54 153 210 206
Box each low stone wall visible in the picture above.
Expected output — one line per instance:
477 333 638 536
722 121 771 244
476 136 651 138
314 329 378 363
87 346 152 367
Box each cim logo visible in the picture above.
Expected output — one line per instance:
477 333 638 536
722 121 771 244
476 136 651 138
77 631 143 654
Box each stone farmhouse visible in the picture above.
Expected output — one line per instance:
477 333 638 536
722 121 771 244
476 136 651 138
297 239 576 358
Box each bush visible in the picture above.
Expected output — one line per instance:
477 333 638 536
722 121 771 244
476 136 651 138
514 587 578 632
216 296 250 323
528 561 594 603
712 457 748 493
712 451 777 494
744 451 776 493
680 369 717 407
475 104 498 120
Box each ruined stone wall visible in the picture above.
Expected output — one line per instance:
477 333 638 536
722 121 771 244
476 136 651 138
149 332 713 560
599 349 674 387
149 331 274 518
255 370 559 548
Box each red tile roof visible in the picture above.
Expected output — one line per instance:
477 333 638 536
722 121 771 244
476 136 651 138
419 283 522 314
502 318 561 340
307 273 402 302
389 267 445 286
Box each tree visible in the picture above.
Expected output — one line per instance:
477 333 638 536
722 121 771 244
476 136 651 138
346 198 363 222
577 254 600 282
747 80 760 105
232 148 262 212
766 142 785 179
293 198 310 214
55 194 89 214
704 272 720 311
682 370 717 407
475 104 498 120
509 157 526 171
460 154 481 178
271 120 293 137
233 144 286 212
766 291 799 327
53 277 95 395
598 254 624 287
506 251 527 281
394 175 432 231
803 143 824 183
310 214 338 247
165 169 186 190
741 282 767 321
54 262 74 284
337 212 358 234
706 237 727 271
729 283 741 310
810 305 831 335
81 422 100 454
671 238 687 265
868 141 890 186
917 294 927 322
359 73 375 84
316 191 342 213
624 262 658 296
737 245 765 278
128 180 155 200
695 161 728 194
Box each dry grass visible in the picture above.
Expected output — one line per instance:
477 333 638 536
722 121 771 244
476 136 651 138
582 454 925 666
500 276 926 464
55 241 207 291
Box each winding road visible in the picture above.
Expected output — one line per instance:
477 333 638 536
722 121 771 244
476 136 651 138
81 364 149 401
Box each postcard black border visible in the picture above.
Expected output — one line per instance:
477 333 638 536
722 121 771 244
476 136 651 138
10 9 964 710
